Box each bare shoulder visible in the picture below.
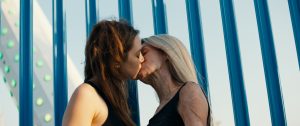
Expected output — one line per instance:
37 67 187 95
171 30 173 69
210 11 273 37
179 82 206 99
74 84 102 100
178 82 209 126
70 83 107 108
74 84 109 118
62 83 108 126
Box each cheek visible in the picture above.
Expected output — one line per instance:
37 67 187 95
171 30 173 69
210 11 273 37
119 59 141 79
144 55 161 68
126 57 142 74
139 57 159 75
131 59 142 71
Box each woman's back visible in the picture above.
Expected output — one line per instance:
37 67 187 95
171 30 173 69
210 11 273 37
84 80 126 126
62 83 108 126
63 81 127 126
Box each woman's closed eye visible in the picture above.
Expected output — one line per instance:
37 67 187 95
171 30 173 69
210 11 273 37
141 47 148 55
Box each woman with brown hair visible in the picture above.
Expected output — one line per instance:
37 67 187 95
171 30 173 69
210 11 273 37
62 20 144 126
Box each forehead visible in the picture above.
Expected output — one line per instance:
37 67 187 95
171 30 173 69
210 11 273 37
129 35 142 53
133 36 141 45
142 43 156 50
130 36 141 48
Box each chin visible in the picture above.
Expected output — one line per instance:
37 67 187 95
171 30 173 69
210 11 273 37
136 75 150 84
130 74 139 80
139 79 151 84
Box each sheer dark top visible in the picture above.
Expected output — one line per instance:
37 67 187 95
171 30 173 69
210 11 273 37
148 82 211 126
147 83 187 126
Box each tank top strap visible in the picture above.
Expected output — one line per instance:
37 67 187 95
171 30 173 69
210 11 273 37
177 81 188 93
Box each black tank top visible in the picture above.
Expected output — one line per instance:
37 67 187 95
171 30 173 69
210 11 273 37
147 83 187 126
84 80 126 126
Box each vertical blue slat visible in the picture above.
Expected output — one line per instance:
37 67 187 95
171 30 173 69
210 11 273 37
253 0 287 126
126 79 140 125
53 0 68 125
85 0 98 37
118 0 140 125
20 0 33 126
185 0 209 95
288 0 300 69
119 0 133 24
219 0 250 125
152 0 168 34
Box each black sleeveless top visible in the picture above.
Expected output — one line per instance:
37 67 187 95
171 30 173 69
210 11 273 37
147 83 186 126
84 80 126 126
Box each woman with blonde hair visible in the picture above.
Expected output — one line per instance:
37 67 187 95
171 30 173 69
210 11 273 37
138 34 211 126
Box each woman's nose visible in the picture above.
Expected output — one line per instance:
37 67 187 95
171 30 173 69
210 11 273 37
139 53 144 63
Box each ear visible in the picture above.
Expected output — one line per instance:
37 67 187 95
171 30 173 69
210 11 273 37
114 63 120 69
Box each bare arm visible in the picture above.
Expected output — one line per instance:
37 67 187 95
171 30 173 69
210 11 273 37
178 82 209 126
62 84 108 126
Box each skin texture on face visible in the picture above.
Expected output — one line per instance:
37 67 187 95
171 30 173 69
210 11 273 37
119 35 144 80
138 44 167 81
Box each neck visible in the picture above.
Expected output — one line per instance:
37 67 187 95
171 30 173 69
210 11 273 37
147 63 180 104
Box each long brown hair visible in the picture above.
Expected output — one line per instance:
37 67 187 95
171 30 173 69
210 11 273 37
84 19 138 126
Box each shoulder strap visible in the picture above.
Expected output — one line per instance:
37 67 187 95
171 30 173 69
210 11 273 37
178 82 188 92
